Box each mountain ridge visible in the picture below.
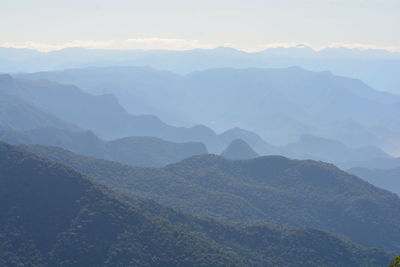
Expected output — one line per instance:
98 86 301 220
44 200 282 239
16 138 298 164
20 143 400 252
1 141 390 266
0 127 208 167
17 66 400 155
221 139 259 160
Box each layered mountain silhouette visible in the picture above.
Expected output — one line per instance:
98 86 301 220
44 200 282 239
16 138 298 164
18 66 400 155
346 157 400 170
2 44 400 267
0 127 207 167
218 127 277 155
3 46 400 94
0 76 78 131
348 167 400 196
1 74 397 168
221 139 259 160
0 74 275 154
1 142 390 266
281 134 391 169
22 144 400 252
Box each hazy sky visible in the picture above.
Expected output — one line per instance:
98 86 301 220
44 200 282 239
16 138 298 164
1 0 399 51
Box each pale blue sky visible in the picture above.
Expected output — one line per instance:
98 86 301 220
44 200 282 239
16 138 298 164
1 0 399 51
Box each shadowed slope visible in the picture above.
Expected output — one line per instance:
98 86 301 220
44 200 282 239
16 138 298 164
1 142 390 266
21 144 400 252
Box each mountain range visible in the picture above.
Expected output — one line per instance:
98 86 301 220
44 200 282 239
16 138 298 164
221 139 259 160
17 66 400 156
348 167 400 196
1 142 391 267
0 74 258 153
0 127 208 167
1 73 396 170
2 47 400 265
21 143 400 252
2 46 400 94
0 77 78 132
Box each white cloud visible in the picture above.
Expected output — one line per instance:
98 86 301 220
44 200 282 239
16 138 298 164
248 42 400 52
247 42 316 52
122 38 217 50
1 39 399 53
1 38 219 52
326 42 400 51
1 40 116 52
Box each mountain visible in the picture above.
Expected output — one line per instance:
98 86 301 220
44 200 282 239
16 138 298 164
348 167 400 196
282 134 391 169
0 75 78 131
179 67 400 151
4 72 389 168
0 142 240 266
0 74 273 154
18 66 400 155
14 66 184 125
348 157 400 170
4 46 400 94
0 127 207 167
21 144 400 252
1 142 390 266
0 73 192 140
218 127 278 155
221 139 259 160
104 136 207 167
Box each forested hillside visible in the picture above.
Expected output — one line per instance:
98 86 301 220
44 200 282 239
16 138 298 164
1 142 390 266
22 144 400 252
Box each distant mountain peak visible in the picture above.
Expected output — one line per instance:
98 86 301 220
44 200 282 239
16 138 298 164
221 139 259 160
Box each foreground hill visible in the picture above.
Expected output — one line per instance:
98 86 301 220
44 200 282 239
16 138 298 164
0 127 207 167
0 142 238 266
0 142 389 266
348 167 400 196
22 144 400 252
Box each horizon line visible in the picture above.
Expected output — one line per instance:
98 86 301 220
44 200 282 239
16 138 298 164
1 39 400 54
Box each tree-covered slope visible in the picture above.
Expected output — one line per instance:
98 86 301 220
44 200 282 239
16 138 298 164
22 144 400 252
0 142 245 266
0 142 390 266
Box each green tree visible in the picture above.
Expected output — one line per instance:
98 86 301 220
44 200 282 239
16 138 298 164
389 256 400 267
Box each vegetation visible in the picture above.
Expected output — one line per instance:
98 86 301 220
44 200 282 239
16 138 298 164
389 256 400 267
1 142 392 266
21 144 400 252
